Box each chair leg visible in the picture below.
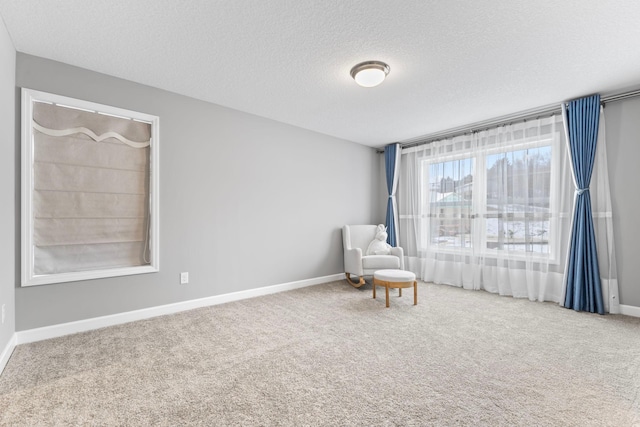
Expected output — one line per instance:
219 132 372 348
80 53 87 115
373 280 377 299
345 273 365 288
414 281 417 305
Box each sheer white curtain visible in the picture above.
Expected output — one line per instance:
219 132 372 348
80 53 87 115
397 112 618 310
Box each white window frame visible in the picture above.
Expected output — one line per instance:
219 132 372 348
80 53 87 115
21 88 160 286
419 135 560 263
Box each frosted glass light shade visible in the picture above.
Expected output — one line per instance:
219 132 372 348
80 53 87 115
350 61 390 88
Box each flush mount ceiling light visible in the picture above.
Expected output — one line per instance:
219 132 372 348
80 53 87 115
350 61 390 88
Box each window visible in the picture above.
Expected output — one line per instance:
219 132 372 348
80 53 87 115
485 145 552 254
21 89 160 286
424 157 474 249
419 133 556 259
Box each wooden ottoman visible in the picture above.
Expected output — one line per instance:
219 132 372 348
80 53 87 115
373 269 417 308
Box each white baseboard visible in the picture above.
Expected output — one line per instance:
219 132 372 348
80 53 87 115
619 304 640 318
0 333 17 375
16 273 344 345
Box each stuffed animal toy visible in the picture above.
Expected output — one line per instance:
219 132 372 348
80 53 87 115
366 224 392 255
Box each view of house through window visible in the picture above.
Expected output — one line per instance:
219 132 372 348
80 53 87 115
424 143 552 255
427 157 474 249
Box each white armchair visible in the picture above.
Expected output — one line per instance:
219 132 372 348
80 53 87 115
342 224 405 287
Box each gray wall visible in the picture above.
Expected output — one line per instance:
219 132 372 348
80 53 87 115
0 18 16 350
605 97 640 308
15 54 382 331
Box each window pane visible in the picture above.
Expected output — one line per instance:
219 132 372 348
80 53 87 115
428 157 474 249
485 146 551 253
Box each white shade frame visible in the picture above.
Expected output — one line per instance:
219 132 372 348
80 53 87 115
21 88 160 286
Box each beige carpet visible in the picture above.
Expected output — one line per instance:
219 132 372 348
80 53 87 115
1 280 639 426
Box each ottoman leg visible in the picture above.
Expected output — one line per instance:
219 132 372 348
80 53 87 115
414 281 417 305
399 288 402 297
385 285 390 308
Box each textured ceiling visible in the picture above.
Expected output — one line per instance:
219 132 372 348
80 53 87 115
1 1 640 148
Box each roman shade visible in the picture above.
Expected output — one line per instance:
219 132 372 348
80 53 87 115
31 101 151 275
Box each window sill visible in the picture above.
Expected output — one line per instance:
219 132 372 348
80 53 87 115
22 265 159 287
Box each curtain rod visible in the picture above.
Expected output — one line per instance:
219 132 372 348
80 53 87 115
381 88 640 152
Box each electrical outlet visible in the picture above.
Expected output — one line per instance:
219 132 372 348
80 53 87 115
1 304 4 324
180 272 189 285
